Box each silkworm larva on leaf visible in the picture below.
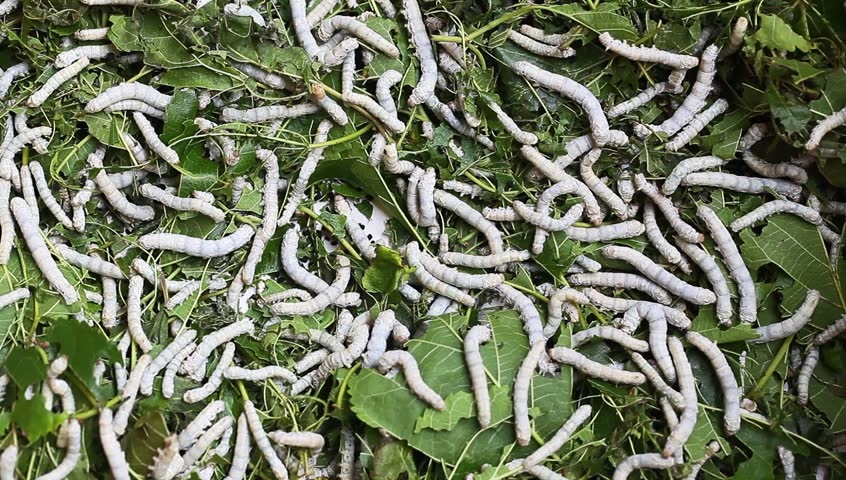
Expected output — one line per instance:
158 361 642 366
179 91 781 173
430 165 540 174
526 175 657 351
53 244 123 279
149 435 183 480
47 378 74 413
580 149 629 218
565 221 646 242
512 61 610 146
403 0 437 105
549 346 646 385
1 126 52 187
86 82 171 113
54 44 114 68
571 325 649 352
19 166 40 225
634 174 703 243
626 303 675 382
304 0 339 27
815 314 846 345
482 206 520 221
0 446 13 480
417 167 438 227
741 149 808 184
583 289 692 329
363 310 398 367
535 172 603 225
514 341 545 445
464 325 492 427
182 320 254 381
126 275 153 352
74 26 110 40
36 420 81 480
27 57 89 107
222 414 251 480
132 112 180 165
231 61 290 90
280 226 334 292
140 329 198 396
375 69 402 113
268 431 325 451
697 205 757 323
730 200 822 231
243 400 289 480
140 184 225 223
317 16 400 57
10 199 78 304
495 283 545 348
665 98 729 152
629 352 685 409
182 414 233 471
113 353 151 435
567 272 673 305
611 453 675 480
29 159 80 229
279 120 332 225
291 0 322 59
440 249 532 269
682 172 802 200
99 408 131 480
663 337 697 458
777 446 796 480
434 190 503 253
598 32 698 69
139 224 254 258
223 2 266 26
676 240 732 326
518 25 568 46
642 202 692 274
442 180 485 199
269 257 352 315
378 350 445 410
414 245 503 289
0 0 19 16
0 288 29 311
545 287 590 337
221 103 319 124
751 290 820 343
333 196 375 259
607 81 672 119
523 404 592 468
105 99 166 118
797 346 819 405
225 365 297 384
662 155 726 195
405 243 475 306
602 245 715 304
686 331 740 435
719 17 748 59
183 342 236 403
508 30 575 58
425 96 493 148
806 106 846 151
177 399 225 450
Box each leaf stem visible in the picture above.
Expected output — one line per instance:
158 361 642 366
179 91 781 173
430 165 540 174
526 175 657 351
753 335 792 393
298 205 363 261
309 124 372 149
336 362 361 409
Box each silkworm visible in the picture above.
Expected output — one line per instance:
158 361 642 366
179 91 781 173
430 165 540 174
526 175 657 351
514 341 545 445
375 69 402 114
402 0 437 105
417 168 438 227
516 25 567 46
815 314 846 345
308 85 347 126
113 353 151 435
741 150 808 184
686 332 740 436
236 149 279 284
512 61 609 146
223 2 266 26
665 98 728 151
269 256 351 315
54 44 114 68
291 0 322 59
149 435 183 480
627 303 675 382
414 244 503 289
177 399 225 450
806 106 846 150
440 249 531 268
634 174 703 243
244 399 289 479
545 288 589 337
0 445 14 480
720 17 748 58
642 202 692 274
85 82 171 113
139 224 254 258
797 346 819 405
533 171 603 225
362 310 398 367
549 346 646 384
99 408 131 480
317 16 399 57
663 156 726 195
607 81 675 119
495 283 545 349
184 342 236 403
611 453 675 480
751 289 820 343
676 240 732 326
221 103 319 124
1 126 52 187
225 365 297 384
523 404 591 469
182 415 234 470
564 221 646 242
377 350 445 410
37 420 81 480
460 324 493 428
598 32 698 69
219 414 252 480
777 445 796 480
579 149 628 218
405 243 475 306
0 0 19 15
131 112 181 165
47 378 74 413
434 190 503 253
304 0 338 27
18 166 40 227
182 319 254 381
131 258 191 292
507 30 575 58
682 172 803 202
629 352 685 409
91 156 154 220
697 205 757 323
25 160 73 229
26 56 89 107
140 329 197 396
74 26 110 40
663 337 697 457
162 341 195 399
570 325 649 352
123 275 153 352
0 288 28 313
141 185 224 225
231 61 290 90
278 120 332 225
425 96 493 148
441 180 484 199
10 198 78 304
731 200 822 231
280 226 332 292
103 99 165 118
482 206 519 221
268 431 325 451
566 272 672 305
380 142 415 174
164 280 203 311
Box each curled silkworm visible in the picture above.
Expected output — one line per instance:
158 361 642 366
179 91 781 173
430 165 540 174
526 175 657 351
90 154 155 222
378 350 445 410
720 17 748 58
583 289 692 329
86 82 171 113
662 156 726 195
665 98 729 152
797 346 819 405
549 347 646 384
731 200 822 231
629 352 685 409
598 32 698 69
602 245 715 304
533 170 603 225
99 409 131 480
741 150 808 184
231 61 290 90
686 331 740 435
440 250 531 268
777 446 796 480
37 420 81 480
47 378 74 413
140 184 224 223
545 287 590 337
279 120 332 225
27 57 89 107
104 100 165 118
697 205 757 323
806 106 846 151
318 16 399 57
381 142 415 174
133 112 180 165
568 272 673 305
54 44 114 67
221 103 319 124
634 174 703 243
514 341 545 445
343 90 404 133
564 221 645 242
523 404 592 468
664 337 697 458
223 2 266 26
611 453 675 480
1 126 51 187
139 224 254 258
815 314 846 345
580 149 628 218
243 400 289 479
268 431 325 451
434 190 503 253
570 325 649 351
683 171 803 200
404 0 437 105
643 202 692 273
413 245 503 289
676 240 732 326
508 30 574 58
512 61 609 146
182 320 254 381
183 342 235 403
425 96 493 148
464 325 492 427
406 243 475 306
752 290 820 343
26 161 73 230
140 330 197 395
10 199 78 304
101 275 118 328
269 257 351 315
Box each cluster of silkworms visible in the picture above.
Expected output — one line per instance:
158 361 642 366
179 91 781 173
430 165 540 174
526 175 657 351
0 1 843 479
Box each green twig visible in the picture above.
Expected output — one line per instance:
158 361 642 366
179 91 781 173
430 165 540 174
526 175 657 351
298 206 364 261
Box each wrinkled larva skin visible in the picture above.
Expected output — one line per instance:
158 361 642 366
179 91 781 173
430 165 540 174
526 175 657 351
686 331 740 435
378 350 445 410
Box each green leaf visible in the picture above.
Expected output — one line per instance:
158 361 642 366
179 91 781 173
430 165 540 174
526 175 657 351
2 347 47 387
372 439 418 480
546 4 637 40
44 317 122 395
768 87 811 135
754 15 812 53
161 90 218 196
160 66 238 90
121 411 171 474
690 307 760 344
809 68 846 116
362 246 413 295
12 395 67 442
772 58 824 84
84 112 129 148
415 391 476 433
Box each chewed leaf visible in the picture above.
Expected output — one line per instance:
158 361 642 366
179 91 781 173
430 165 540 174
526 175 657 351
12 395 67 442
415 391 475 433
45 317 121 399
754 15 812 53
362 246 413 295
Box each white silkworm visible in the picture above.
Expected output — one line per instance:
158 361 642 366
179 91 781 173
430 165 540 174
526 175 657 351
741 150 808 184
380 142 415 174
532 169 603 224
133 112 180 165
338 427 355 480
0 445 14 480
268 431 325 451
279 120 332 225
777 446 796 480
406 243 475 306
806 106 846 150
378 350 445 410
418 168 437 227
244 399 289 479
549 346 646 384
10 199 78 304
304 0 338 27
140 184 224 222
676 240 732 326
221 103 319 124
161 341 195 399
342 91 404 132
662 156 726 195
815 314 846 345
752 290 820 343
425 96 493 148
602 245 715 304
150 435 183 480
567 272 672 305
317 16 399 57
178 400 225 449
545 288 589 337
183 342 235 403
86 83 171 113
598 32 698 69
797 346 819 405
629 352 685 409
664 337 697 458
99 408 131 480
375 69 402 113
47 355 68 378
291 0 321 59
508 30 574 58
29 161 76 229
625 303 675 382
0 0 19 15
550 131 628 168
575 255 602 272
730 200 822 231
607 81 675 119
414 246 503 289
512 61 609 146
665 98 729 152
54 44 114 67
611 453 675 480
47 378 74 413
182 320 254 381
434 190 503 253
139 224 254 258
36 420 81 480
309 328 346 352
464 325 492 427
1 126 51 187
570 325 649 351
105 100 165 118
0 288 29 311
74 27 110 40
223 3 266 26
222 414 250 480
643 202 692 274
720 17 748 58
126 275 153 352
27 57 89 107
270 256 351 315
91 147 154 217
686 331 740 435
19 166 39 226
518 25 568 45
113 353 151 435
495 283 545 349
239 149 279 285
482 206 520 221
523 404 591 468
697 205 757 323
231 61 290 90
583 289 692 330
182 415 234 470
565 221 646 242
442 180 484 199
580 149 628 218
163 280 201 311
57 241 125 280
634 174 703 243
514 341 545 445
311 84 348 126
280 226 333 293
0 63 30 103
403 0 437 105
140 329 197 395
440 250 531 268
225 365 297 384
363 310 397 367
